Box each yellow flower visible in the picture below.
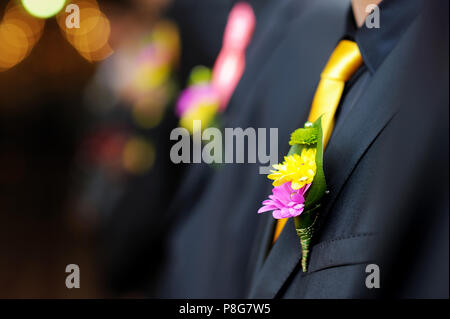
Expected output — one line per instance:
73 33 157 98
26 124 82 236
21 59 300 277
268 148 317 190
180 102 218 134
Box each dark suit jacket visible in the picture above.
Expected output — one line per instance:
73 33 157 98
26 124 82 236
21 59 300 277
248 0 449 298
151 0 316 298
154 0 448 298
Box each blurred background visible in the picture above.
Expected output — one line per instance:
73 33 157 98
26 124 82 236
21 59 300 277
0 0 262 298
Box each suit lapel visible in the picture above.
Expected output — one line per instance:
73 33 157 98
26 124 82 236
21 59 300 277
249 11 422 299
249 217 304 298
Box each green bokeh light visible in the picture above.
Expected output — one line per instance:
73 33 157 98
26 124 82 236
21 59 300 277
21 0 67 19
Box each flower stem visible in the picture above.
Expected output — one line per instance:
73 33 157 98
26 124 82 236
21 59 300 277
294 212 319 272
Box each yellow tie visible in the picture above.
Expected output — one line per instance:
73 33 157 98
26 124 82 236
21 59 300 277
272 40 363 243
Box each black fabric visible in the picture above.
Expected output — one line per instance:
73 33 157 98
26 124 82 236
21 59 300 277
154 0 448 299
152 0 348 298
249 0 448 298
355 0 422 73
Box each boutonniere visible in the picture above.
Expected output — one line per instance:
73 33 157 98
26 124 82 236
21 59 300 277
176 66 221 135
258 118 327 272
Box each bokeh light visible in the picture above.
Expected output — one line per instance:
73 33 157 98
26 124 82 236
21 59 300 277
22 0 67 19
149 20 180 66
180 103 219 135
132 92 167 129
0 23 29 70
188 65 212 86
0 1 45 71
122 137 156 175
133 61 170 91
57 0 113 62
103 20 180 129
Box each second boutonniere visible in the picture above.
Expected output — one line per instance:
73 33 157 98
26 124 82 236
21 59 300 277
258 117 327 272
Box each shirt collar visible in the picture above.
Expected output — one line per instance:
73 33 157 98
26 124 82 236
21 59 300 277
346 0 423 74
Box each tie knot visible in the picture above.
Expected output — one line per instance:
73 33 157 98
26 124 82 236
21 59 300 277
321 40 363 81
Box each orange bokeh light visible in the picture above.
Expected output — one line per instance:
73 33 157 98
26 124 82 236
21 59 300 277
57 0 113 62
0 1 45 71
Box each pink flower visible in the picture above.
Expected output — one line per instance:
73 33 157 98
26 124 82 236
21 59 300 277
258 182 311 219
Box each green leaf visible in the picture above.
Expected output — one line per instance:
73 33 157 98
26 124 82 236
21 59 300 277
286 117 327 210
188 65 212 86
287 143 302 157
303 117 326 210
288 118 327 272
289 127 318 145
